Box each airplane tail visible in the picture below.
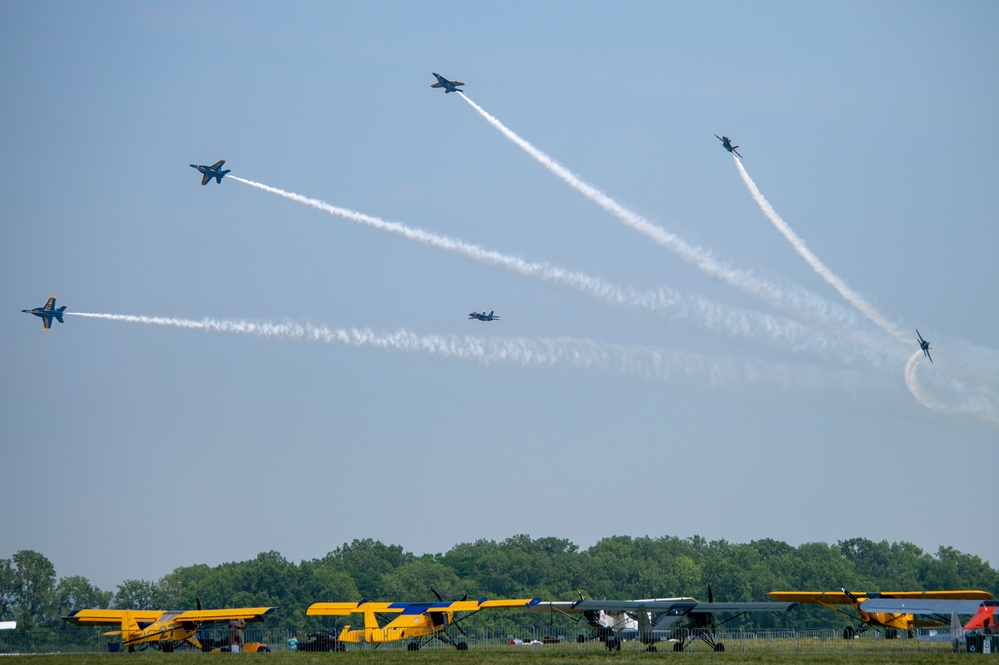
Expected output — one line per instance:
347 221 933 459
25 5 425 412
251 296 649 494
54 306 66 324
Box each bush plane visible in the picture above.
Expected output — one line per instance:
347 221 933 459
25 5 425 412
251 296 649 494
21 296 67 330
307 592 539 651
62 604 277 652
858 598 999 646
767 589 993 639
917 329 933 363
190 158 230 186
430 73 465 94
468 310 500 321
714 134 742 159
529 590 797 652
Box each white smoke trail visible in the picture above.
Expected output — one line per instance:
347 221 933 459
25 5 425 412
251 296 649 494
458 94 878 344
229 176 875 362
68 312 883 391
904 348 999 427
734 156 908 344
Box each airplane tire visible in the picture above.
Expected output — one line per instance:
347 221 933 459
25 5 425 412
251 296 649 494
577 635 586 643
714 643 725 652
648 645 657 652
843 626 855 640
407 642 420 651
673 642 683 652
886 629 897 640
456 642 468 651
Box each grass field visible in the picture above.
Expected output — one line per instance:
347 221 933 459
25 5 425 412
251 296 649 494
0 652 980 665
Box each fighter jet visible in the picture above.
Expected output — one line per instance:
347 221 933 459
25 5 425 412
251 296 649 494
190 159 230 186
468 310 500 321
430 73 465 94
916 329 933 363
22 296 67 330
714 134 742 159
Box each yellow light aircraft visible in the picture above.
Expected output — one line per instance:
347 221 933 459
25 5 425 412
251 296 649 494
62 605 277 652
307 593 539 650
768 589 993 639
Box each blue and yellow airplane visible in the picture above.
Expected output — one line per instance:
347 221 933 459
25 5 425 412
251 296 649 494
468 310 500 321
307 593 538 651
21 296 67 330
190 158 230 186
430 73 465 94
715 134 743 159
917 329 933 363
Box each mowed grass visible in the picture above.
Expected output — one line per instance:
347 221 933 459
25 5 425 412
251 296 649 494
0 652 974 665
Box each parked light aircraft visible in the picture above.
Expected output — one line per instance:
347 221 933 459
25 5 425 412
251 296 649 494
714 134 742 159
62 605 277 652
468 310 500 321
768 590 992 639
190 159 230 186
860 598 999 650
21 296 66 330
530 591 797 652
430 73 465 94
307 593 539 650
916 329 933 363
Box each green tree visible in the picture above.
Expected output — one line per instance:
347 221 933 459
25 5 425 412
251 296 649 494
11 550 56 629
55 575 112 615
114 579 156 610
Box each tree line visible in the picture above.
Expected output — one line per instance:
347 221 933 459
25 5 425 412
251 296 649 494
3 535 997 636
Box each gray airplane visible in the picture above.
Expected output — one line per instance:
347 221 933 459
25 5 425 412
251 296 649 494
22 296 67 330
430 73 465 94
190 159 230 186
714 134 742 159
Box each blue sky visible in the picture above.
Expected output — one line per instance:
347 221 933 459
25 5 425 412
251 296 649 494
2 1 997 592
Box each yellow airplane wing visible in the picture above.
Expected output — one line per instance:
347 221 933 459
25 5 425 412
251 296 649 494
308 598 539 616
426 598 539 612
171 607 277 622
769 590 992 605
62 609 164 626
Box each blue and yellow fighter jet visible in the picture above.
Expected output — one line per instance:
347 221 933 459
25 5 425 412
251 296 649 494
21 296 67 330
714 134 743 159
468 310 500 321
430 73 465 94
190 159 230 185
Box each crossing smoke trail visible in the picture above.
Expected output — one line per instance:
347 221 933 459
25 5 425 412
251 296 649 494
457 94 880 347
904 350 999 426
68 312 882 391
733 156 908 345
229 176 875 362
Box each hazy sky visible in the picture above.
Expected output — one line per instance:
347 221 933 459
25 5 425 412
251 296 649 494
2 1 997 593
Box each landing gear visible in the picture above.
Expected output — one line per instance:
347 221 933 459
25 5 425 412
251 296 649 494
843 626 856 640
885 628 898 640
673 642 684 652
407 642 420 651
713 642 725 652
456 642 468 651
604 637 621 651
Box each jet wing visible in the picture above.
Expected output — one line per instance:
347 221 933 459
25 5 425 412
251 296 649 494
63 609 165 626
859 599 992 615
201 173 212 186
210 159 226 170
430 82 444 88
44 297 56 309
42 315 52 330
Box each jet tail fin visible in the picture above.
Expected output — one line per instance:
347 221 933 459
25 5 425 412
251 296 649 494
55 306 66 324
